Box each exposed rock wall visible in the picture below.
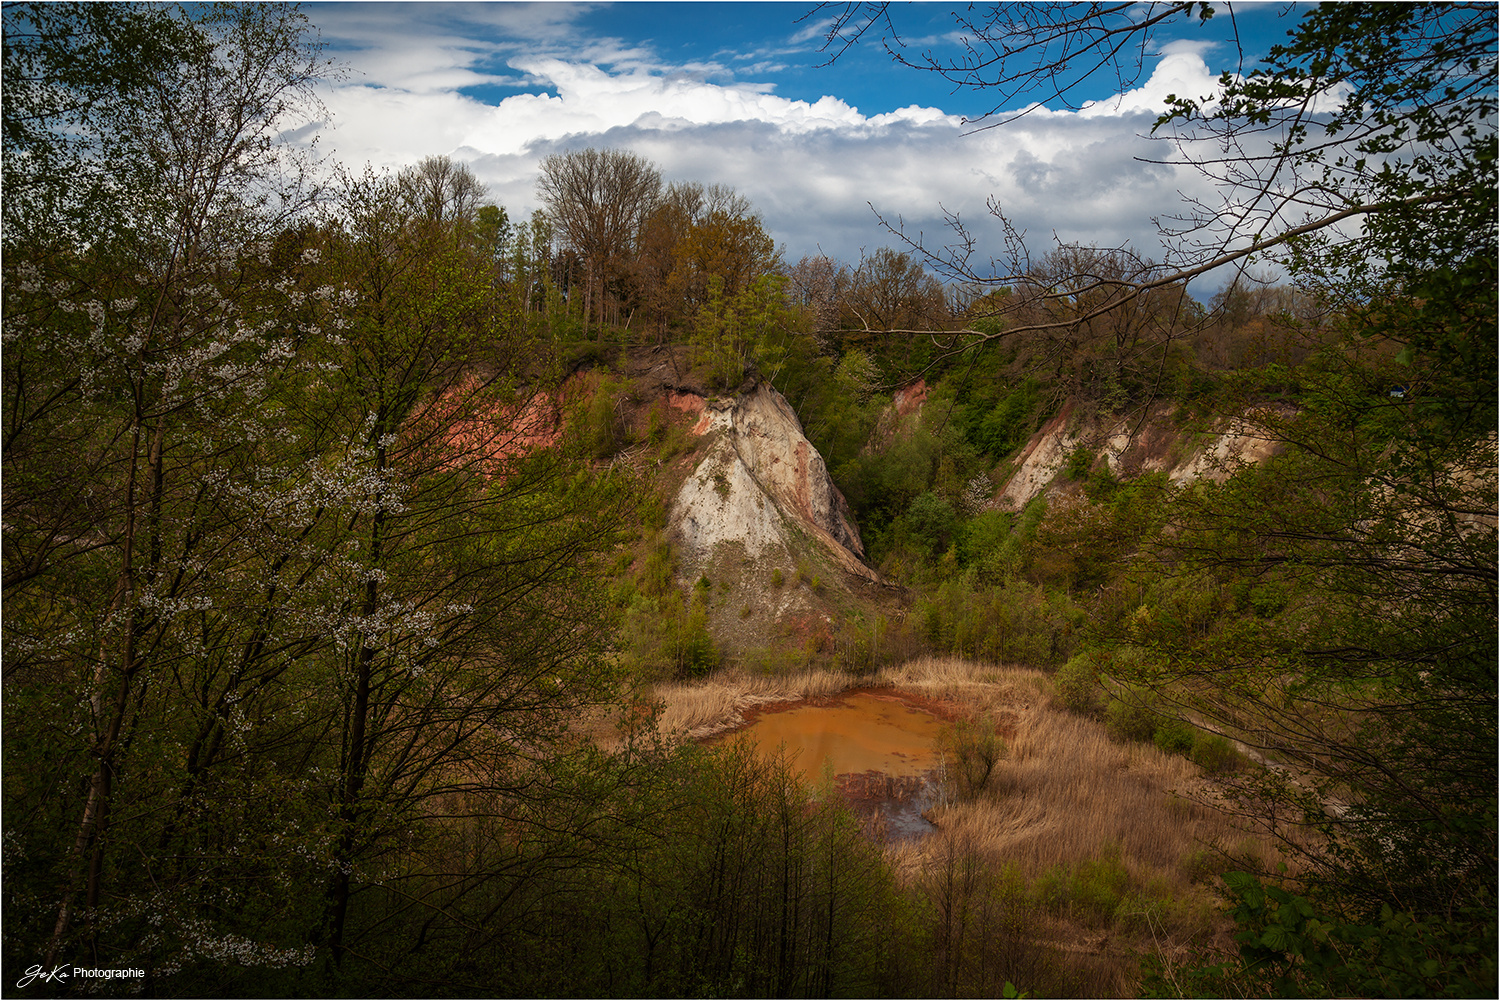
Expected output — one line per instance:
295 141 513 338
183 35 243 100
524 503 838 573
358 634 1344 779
670 380 875 582
994 402 1293 511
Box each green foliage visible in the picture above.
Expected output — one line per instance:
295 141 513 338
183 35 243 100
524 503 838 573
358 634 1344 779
1054 651 1106 717
1033 845 1132 929
618 556 722 681
573 373 632 459
693 273 798 389
680 612 718 678
1151 873 1497 999
1189 732 1243 776
796 348 884 472
907 490 958 557
1104 685 1158 743
963 375 1045 459
1065 446 1095 480
917 575 1082 668
1152 716 1195 756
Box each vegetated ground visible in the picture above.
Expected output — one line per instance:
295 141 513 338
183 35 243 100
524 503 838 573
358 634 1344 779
652 657 1287 997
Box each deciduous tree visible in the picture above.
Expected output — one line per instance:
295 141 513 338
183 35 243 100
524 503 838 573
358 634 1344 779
536 148 662 333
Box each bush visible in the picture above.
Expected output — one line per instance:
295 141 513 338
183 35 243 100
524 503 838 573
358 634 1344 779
1054 652 1106 717
1153 716 1196 755
1190 732 1244 775
916 576 1082 668
907 491 957 556
1065 446 1095 480
940 715 1007 799
578 374 630 459
1181 847 1224 886
1247 581 1289 618
681 610 717 678
1104 686 1157 742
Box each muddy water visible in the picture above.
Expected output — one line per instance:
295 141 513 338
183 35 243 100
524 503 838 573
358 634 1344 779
725 692 947 839
735 693 946 778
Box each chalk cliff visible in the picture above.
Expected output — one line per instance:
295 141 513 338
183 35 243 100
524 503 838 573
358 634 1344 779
669 380 875 583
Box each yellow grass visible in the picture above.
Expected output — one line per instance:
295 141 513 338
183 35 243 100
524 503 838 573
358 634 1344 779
654 655 1292 994
651 666 855 740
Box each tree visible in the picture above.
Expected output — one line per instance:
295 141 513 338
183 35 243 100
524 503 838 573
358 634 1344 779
1003 246 1197 404
635 181 780 338
816 2 1496 333
400 154 487 228
536 148 662 333
2 2 193 248
290 167 635 969
3 9 634 990
787 253 849 342
817 2 1497 989
2 1 330 972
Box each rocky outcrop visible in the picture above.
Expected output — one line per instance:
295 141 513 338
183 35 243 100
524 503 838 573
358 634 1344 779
994 402 1292 511
670 380 875 582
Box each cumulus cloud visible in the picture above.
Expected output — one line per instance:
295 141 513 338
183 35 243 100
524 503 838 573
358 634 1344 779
1077 45 1226 118
306 5 1237 275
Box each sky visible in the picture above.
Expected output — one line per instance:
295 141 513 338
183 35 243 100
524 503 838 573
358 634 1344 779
301 1 1307 287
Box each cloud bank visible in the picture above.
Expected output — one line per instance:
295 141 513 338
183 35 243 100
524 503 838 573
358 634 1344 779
307 4 1232 275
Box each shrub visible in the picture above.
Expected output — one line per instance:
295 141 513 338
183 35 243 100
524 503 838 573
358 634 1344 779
577 374 630 459
1065 446 1095 480
907 491 957 556
769 567 784 588
1153 716 1196 755
940 715 1007 799
1190 732 1244 775
1247 581 1289 618
1054 652 1106 717
1181 847 1224 885
643 398 668 446
681 615 717 678
1104 686 1157 742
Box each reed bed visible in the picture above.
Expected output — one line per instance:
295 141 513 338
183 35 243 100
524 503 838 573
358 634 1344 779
926 709 1258 882
652 666 855 740
653 655 1285 891
648 656 1289 994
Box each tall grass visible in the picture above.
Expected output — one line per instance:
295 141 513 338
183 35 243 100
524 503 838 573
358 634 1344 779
652 667 855 740
646 656 1296 995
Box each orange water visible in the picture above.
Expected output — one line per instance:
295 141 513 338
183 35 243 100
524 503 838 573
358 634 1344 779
732 693 945 779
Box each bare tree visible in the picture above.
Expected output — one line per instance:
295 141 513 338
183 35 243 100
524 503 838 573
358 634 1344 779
399 154 486 228
536 148 662 333
787 254 847 343
843 247 948 333
812 2 1495 329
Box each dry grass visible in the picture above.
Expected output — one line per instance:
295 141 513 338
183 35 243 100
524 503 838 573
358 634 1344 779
657 656 1283 890
871 656 1052 715
874 658 1286 879
651 666 855 740
870 658 1295 994
954 710 1222 874
657 655 1295 996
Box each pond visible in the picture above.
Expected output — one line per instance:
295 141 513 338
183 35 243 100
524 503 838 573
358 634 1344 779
717 691 949 839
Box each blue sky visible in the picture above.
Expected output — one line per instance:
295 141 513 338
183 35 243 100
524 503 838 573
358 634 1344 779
303 2 1307 285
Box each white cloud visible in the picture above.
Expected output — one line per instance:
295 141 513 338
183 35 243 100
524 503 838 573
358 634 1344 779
305 7 1241 279
1078 48 1224 117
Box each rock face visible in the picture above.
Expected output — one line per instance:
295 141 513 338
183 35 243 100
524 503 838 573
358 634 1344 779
670 380 875 582
993 402 1293 511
